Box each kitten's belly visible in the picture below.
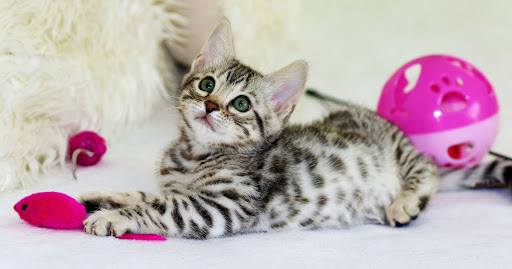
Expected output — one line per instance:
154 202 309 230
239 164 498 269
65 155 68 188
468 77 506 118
256 147 402 231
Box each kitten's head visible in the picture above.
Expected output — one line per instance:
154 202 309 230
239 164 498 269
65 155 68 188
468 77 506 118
178 20 307 152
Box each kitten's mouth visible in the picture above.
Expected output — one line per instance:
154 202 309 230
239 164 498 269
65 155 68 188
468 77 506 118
195 116 215 131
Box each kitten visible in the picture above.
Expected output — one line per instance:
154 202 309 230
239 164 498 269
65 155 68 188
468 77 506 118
79 20 512 239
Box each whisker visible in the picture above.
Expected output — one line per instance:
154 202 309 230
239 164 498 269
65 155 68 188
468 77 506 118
164 94 181 100
159 105 186 112
261 136 275 149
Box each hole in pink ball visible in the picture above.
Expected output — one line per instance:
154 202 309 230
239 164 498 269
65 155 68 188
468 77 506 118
447 142 473 160
430 84 440 93
402 64 421 93
440 92 467 113
442 76 450 85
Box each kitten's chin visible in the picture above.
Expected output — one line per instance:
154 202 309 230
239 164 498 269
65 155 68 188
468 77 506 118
195 116 215 132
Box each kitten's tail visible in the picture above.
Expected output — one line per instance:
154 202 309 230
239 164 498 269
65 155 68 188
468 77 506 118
439 158 512 192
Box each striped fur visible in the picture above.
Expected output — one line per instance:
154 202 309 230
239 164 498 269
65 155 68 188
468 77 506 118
80 20 512 239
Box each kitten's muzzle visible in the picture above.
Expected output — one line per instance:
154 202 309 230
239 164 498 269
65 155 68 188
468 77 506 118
205 101 219 114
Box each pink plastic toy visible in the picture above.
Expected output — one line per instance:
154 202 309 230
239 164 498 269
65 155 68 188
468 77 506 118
377 55 499 168
14 192 166 241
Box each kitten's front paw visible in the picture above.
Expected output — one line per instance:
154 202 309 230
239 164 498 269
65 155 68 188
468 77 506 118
386 194 421 227
83 209 135 236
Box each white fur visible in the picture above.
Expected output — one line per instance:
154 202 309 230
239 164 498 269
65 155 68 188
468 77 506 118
0 0 186 191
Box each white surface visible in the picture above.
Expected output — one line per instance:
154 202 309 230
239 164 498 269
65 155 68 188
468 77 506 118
2 0 512 268
2 112 512 269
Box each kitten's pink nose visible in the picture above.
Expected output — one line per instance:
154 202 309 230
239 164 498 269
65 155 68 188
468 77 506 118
204 101 219 114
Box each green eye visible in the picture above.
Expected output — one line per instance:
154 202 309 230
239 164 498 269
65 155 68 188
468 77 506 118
199 77 215 92
232 95 251 112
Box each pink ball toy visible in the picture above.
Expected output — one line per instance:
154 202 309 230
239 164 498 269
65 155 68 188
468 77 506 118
377 55 499 168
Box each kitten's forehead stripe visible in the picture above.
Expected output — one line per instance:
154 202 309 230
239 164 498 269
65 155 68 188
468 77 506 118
234 76 246 85
219 62 240 77
230 67 252 85
222 61 262 87
242 73 254 89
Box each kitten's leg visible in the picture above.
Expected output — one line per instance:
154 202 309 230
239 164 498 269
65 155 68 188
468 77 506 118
439 159 512 192
386 138 440 227
78 191 156 213
83 190 259 238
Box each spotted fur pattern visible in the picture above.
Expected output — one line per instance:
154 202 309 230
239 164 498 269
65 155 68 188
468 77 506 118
79 21 512 239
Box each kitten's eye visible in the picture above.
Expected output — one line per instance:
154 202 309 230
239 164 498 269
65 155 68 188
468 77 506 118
232 95 251 112
199 77 215 92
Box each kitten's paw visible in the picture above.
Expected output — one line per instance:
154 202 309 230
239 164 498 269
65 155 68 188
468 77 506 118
78 191 124 213
386 194 421 227
83 209 135 237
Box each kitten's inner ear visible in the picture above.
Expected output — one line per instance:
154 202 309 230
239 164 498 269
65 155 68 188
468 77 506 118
191 20 235 71
268 60 308 118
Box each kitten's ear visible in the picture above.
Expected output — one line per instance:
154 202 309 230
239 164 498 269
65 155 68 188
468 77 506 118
268 60 308 119
191 20 235 71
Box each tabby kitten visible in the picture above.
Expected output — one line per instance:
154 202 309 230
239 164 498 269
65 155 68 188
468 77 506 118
80 21 512 239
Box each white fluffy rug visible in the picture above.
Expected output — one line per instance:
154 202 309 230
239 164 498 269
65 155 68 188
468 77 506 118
0 0 185 191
